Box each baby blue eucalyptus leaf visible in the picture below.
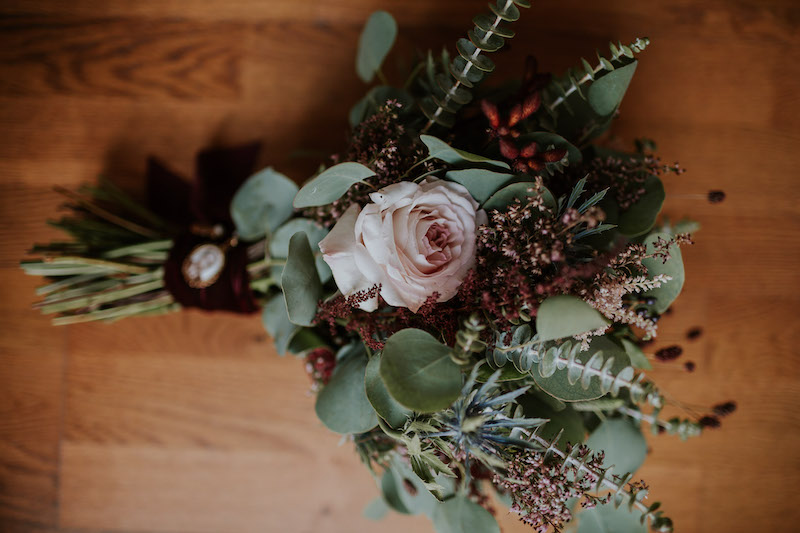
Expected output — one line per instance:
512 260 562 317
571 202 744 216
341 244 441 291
231 167 298 241
617 175 665 237
533 337 630 402
482 181 557 212
642 232 685 314
363 498 389 521
536 295 608 342
281 232 322 327
444 169 514 204
365 354 412 428
269 218 331 283
621 338 651 370
380 329 462 413
293 162 376 208
587 61 638 116
432 495 501 533
586 418 647 475
576 502 646 533
261 295 299 356
356 11 398 83
315 355 378 434
420 135 510 169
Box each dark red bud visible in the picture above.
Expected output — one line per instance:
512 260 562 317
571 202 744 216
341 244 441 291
522 92 542 118
499 139 520 160
481 100 501 129
542 148 568 163
520 142 538 159
508 104 523 127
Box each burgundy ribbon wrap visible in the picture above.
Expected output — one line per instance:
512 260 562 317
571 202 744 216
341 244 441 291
146 143 262 314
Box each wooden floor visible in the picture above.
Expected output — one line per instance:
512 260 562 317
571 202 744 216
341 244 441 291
1 1 799 532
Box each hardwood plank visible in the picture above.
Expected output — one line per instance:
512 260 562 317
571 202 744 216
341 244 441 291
0 274 64 532
0 17 246 99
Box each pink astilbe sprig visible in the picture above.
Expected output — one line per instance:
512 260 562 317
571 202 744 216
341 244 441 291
493 446 609 533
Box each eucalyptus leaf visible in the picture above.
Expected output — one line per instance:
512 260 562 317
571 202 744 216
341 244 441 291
389 456 439 516
444 169 514 204
363 498 389 521
262 294 299 356
621 338 651 370
534 337 631 402
293 162 376 208
587 61 638 116
586 418 647 475
380 329 462 413
617 175 665 237
432 495 501 533
269 218 331 282
356 11 397 83
230 167 298 241
420 135 510 169
519 395 586 451
315 355 378 434
281 232 322 326
380 469 412 514
536 295 608 342
482 182 557 212
576 502 646 533
642 232 684 314
365 354 412 428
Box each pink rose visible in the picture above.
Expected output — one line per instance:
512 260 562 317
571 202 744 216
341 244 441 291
319 178 487 313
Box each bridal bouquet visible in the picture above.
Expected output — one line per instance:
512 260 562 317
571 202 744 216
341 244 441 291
23 2 734 532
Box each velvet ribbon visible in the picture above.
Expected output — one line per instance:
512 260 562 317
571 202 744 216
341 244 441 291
146 143 261 314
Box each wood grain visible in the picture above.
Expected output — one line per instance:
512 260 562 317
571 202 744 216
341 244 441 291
1 0 799 532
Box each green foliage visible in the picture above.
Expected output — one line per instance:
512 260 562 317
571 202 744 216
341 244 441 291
621 338 652 370
519 394 586 451
356 11 398 83
281 232 323 326
536 295 608 342
230 167 298 241
533 337 633 402
380 468 412 514
420 0 531 131
451 314 489 364
432 495 501 533
420 135 509 169
262 294 299 356
642 232 685 314
315 350 378 434
363 498 389 521
540 38 650 143
576 502 647 533
587 61 638 116
482 181 557 212
586 418 647 475
493 329 662 406
380 329 463 413
444 169 514 204
617 175 665 237
365 354 413 428
268 218 330 283
293 162 376 208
